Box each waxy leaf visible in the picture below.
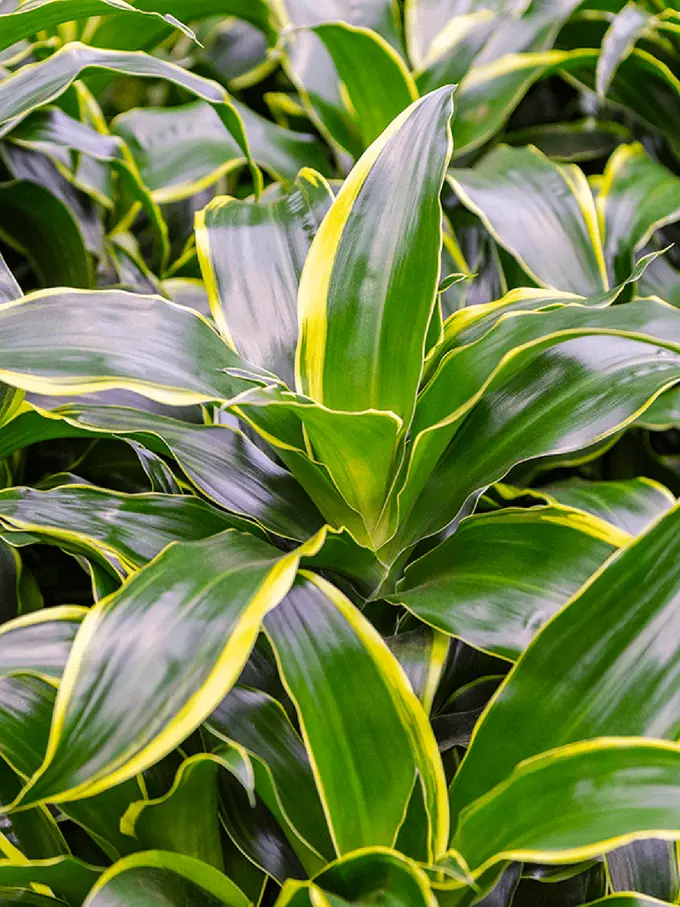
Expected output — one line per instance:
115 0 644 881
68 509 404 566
538 477 675 535
0 606 84 683
451 739 680 879
0 42 258 188
296 86 454 425
206 685 334 865
599 143 680 284
121 747 253 870
13 528 325 806
310 22 418 150
113 101 329 202
264 573 448 860
392 506 625 660
196 169 333 387
0 485 255 572
0 403 321 541
606 838 680 901
450 144 608 295
450 502 680 818
83 851 249 907
0 0 194 53
0 289 271 403
388 299 680 553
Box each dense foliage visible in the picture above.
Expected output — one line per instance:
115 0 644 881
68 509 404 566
3 1 680 905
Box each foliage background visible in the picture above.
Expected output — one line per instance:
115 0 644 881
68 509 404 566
2 0 680 905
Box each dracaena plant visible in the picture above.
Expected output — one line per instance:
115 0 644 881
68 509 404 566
2 79 680 907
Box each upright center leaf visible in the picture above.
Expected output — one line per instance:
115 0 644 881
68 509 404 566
296 86 455 427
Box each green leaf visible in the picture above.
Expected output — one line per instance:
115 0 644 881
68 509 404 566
205 685 334 865
387 298 680 554
121 746 254 870
449 502 680 819
537 477 675 535
196 169 333 387
0 253 23 429
296 86 454 425
6 105 169 268
637 386 680 428
309 22 418 151
0 251 21 304
451 738 680 879
0 403 321 541
264 572 448 860
598 143 680 284
391 506 625 661
385 627 450 713
0 42 259 193
277 881 351 907
0 606 84 683
449 144 608 296
596 2 652 97
0 856 101 906
0 289 271 404
310 848 438 906
112 101 329 203
452 48 599 156
82 851 249 907
86 0 278 54
12 529 325 806
0 178 92 288
0 485 258 572
277 0 403 157
233 385 400 542
0 0 195 53
606 838 680 901
504 118 631 163
564 48 680 147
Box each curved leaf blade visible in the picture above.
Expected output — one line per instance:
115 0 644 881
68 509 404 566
296 86 454 424
450 502 680 819
391 506 625 661
196 169 333 387
264 573 448 860
13 529 325 806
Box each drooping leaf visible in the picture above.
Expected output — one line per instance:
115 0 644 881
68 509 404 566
450 739 680 880
449 144 608 295
0 403 322 541
0 289 272 403
449 502 680 818
537 477 675 535
112 101 329 203
13 528 325 807
0 606 84 683
391 506 625 661
0 0 195 53
0 485 258 572
82 851 249 907
0 42 258 191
